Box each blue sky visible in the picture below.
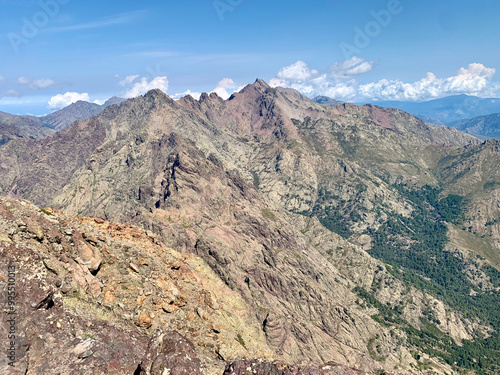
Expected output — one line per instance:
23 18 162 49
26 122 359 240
1 0 500 114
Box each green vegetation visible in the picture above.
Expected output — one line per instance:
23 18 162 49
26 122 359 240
262 208 276 221
483 181 500 190
251 171 260 189
308 188 355 238
367 336 387 362
331 129 360 157
40 208 53 216
292 116 318 130
317 214 353 239
235 333 247 349
485 218 499 227
363 184 500 374
354 287 404 326
355 287 500 374
296 171 500 372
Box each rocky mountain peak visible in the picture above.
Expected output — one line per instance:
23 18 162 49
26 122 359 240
199 91 224 103
130 89 176 113
254 78 271 87
1 77 499 374
143 88 171 101
236 78 273 97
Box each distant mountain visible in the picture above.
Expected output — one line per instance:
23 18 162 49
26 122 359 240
0 96 126 146
40 101 103 130
452 113 500 139
415 114 445 126
314 95 345 106
372 94 500 125
40 96 126 131
103 96 126 107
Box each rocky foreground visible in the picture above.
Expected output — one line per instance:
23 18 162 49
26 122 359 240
0 196 397 374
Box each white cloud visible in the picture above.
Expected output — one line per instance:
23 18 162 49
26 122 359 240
119 74 139 86
323 83 357 99
271 58 372 100
93 99 106 105
210 78 238 99
123 76 168 98
359 63 496 101
277 61 318 81
269 78 286 88
31 79 55 90
0 90 22 99
48 92 90 110
17 76 55 90
328 56 376 79
212 87 231 100
172 78 238 101
17 76 32 85
272 59 498 102
217 78 236 89
48 10 146 33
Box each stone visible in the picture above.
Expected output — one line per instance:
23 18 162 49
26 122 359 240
129 262 140 273
136 311 153 328
103 290 115 305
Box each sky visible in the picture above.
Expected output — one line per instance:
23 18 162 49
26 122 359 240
1 0 500 115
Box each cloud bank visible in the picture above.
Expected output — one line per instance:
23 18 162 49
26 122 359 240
359 63 495 101
270 58 498 102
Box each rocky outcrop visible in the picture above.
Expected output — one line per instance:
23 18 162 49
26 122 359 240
0 197 273 374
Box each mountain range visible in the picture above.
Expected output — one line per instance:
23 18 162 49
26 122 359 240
0 97 125 146
451 113 500 139
372 94 500 125
0 81 499 374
